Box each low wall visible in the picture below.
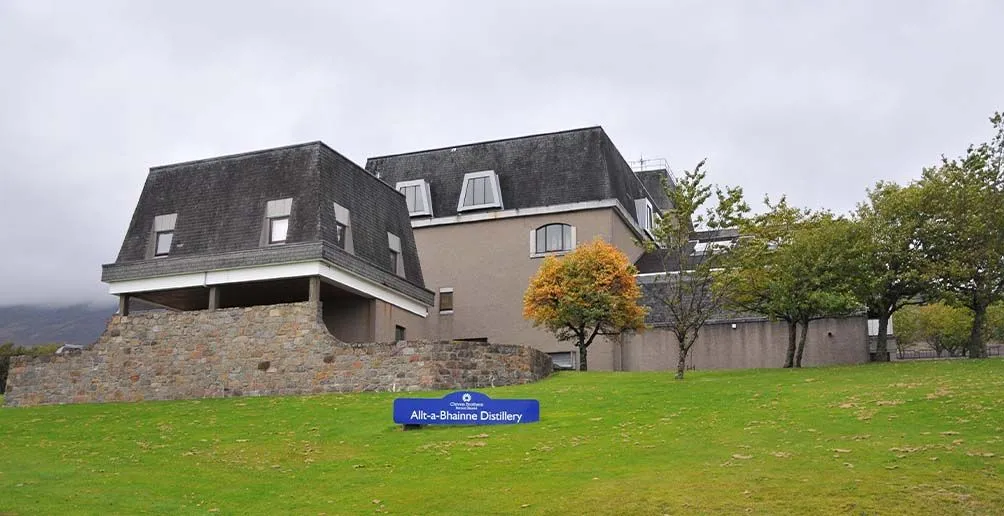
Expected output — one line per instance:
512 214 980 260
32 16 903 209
622 316 869 371
4 302 551 407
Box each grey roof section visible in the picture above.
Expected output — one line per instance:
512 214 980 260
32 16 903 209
105 142 432 306
637 274 768 325
635 169 674 211
365 127 661 222
634 249 703 274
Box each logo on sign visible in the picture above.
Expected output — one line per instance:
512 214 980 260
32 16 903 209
393 391 540 426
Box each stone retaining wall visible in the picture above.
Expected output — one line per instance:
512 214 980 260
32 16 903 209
4 302 552 407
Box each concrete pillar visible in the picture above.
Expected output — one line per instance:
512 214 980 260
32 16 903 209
208 286 220 311
308 276 321 305
118 294 130 316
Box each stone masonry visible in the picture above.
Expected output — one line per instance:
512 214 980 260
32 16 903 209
4 302 552 407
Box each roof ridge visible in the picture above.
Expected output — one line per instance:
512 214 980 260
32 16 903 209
149 141 324 172
365 126 604 162
315 143 405 198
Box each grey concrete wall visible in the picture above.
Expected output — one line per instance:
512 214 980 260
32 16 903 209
622 316 869 371
322 297 373 342
413 207 645 371
4 302 551 407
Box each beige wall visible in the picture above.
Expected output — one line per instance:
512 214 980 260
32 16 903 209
622 317 869 371
372 299 429 342
412 207 646 370
322 298 429 343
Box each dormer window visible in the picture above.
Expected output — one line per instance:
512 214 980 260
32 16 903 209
387 232 404 277
457 170 502 212
153 213 177 257
396 179 433 217
266 198 292 245
635 198 655 236
333 202 354 253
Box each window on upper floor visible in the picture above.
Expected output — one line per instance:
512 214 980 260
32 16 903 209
635 198 656 236
531 223 576 256
439 287 454 313
152 213 177 257
332 202 354 253
396 179 433 217
387 232 404 277
457 170 502 212
266 198 293 244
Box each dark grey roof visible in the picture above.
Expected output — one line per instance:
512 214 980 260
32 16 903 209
637 274 767 325
635 169 674 211
365 127 660 221
635 249 703 274
103 142 432 305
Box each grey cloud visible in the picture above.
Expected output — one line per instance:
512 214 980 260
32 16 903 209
1 0 1001 305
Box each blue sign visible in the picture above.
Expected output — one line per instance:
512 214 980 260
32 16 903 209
393 391 540 425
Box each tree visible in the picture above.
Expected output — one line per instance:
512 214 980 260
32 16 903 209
523 238 648 371
849 182 929 360
720 198 860 368
915 113 1004 358
641 160 748 379
893 303 972 357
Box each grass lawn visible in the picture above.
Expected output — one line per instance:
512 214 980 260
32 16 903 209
2 360 1003 515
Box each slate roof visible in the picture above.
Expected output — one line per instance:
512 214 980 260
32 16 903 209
635 169 674 211
102 142 433 306
364 127 661 223
637 274 768 325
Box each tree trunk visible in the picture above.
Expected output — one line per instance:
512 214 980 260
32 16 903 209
675 345 687 380
578 344 588 371
874 311 891 362
970 304 987 359
783 321 797 368
795 319 809 368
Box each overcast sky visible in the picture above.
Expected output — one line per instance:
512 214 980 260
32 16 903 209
1 0 1001 306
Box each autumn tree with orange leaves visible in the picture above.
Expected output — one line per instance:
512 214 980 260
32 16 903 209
523 238 648 371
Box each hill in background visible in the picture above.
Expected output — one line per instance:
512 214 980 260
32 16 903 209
0 303 115 346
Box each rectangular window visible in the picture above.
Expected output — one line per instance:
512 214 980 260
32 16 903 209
152 213 177 257
439 288 454 313
266 198 293 245
334 221 347 248
387 232 403 276
395 325 406 341
635 198 655 234
269 217 289 243
547 351 574 370
546 224 563 251
155 231 173 256
333 202 353 253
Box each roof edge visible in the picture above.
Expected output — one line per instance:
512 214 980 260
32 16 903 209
149 141 325 172
365 126 605 163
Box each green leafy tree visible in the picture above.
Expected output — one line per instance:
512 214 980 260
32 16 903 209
850 182 929 360
915 113 1004 358
640 160 748 379
523 238 648 371
893 304 971 357
987 303 1004 344
720 199 860 368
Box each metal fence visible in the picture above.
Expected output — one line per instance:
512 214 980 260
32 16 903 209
896 345 1001 360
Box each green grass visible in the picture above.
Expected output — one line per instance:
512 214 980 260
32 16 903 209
2 360 1003 515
